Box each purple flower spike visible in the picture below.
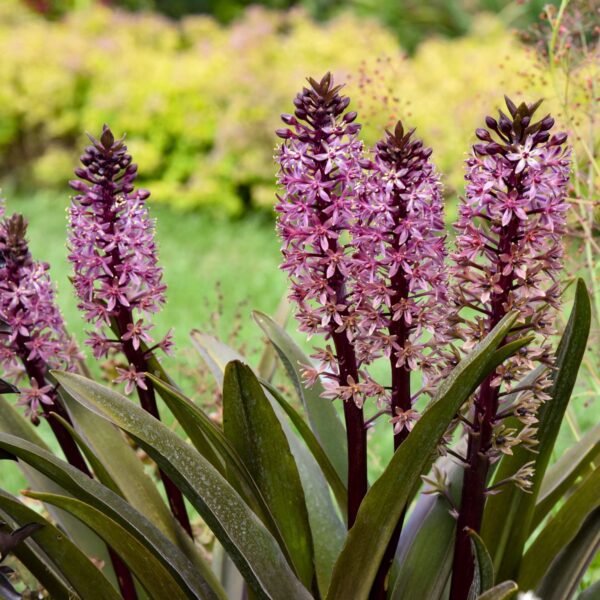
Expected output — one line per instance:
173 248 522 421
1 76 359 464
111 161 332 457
351 122 448 440
0 209 81 423
276 73 365 404
68 125 168 391
449 97 570 600
69 125 192 537
276 73 368 527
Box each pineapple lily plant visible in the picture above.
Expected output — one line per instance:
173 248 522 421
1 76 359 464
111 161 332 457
0 73 597 600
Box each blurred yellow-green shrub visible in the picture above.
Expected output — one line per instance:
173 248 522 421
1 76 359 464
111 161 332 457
0 1 595 215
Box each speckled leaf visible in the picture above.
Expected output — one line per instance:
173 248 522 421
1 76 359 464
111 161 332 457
53 371 312 600
0 433 221 600
0 490 118 600
476 581 518 600
223 361 313 588
25 491 188 600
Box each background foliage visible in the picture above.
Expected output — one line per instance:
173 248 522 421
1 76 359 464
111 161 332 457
1 0 593 216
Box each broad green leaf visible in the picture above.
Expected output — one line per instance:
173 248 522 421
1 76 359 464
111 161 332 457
179 342 344 596
0 433 221 600
274 398 345 597
59 387 219 588
25 491 188 600
148 374 285 545
261 379 347 519
252 311 347 485
326 312 525 600
0 397 117 586
476 581 518 600
468 529 495 599
390 454 464 600
223 361 313 588
536 508 600 600
0 490 118 599
53 371 312 600
483 280 592 581
519 466 600 590
533 421 600 530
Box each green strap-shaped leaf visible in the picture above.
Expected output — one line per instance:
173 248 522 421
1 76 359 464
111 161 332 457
223 361 314 588
0 396 117 587
0 490 119 600
0 433 222 600
537 508 600 600
261 379 347 520
325 312 525 600
184 337 344 597
149 373 292 559
533 421 600 530
257 296 290 382
468 529 495 599
25 491 188 600
482 280 592 581
519 466 600 590
476 581 518 600
58 387 223 591
52 371 312 600
252 311 347 485
390 454 464 600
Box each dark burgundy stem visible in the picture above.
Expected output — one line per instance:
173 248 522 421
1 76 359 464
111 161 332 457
371 221 412 598
115 309 193 538
331 329 368 528
450 216 519 600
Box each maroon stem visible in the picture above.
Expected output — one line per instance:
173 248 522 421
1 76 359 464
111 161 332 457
115 309 193 538
331 329 368 527
371 225 412 598
449 215 519 600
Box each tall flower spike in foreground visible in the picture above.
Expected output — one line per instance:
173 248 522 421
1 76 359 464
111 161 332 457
275 73 368 526
352 122 447 598
69 126 190 537
448 98 570 600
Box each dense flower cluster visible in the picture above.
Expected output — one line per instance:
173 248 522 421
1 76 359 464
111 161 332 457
351 122 447 415
275 73 367 404
449 97 570 461
68 126 171 392
0 206 79 422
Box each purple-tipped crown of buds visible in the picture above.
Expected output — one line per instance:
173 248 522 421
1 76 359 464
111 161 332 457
0 207 80 423
275 73 367 405
449 96 571 463
352 122 447 400
69 126 171 385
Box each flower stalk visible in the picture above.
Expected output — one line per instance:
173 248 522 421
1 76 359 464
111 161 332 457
276 73 368 526
448 98 570 600
69 127 191 537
